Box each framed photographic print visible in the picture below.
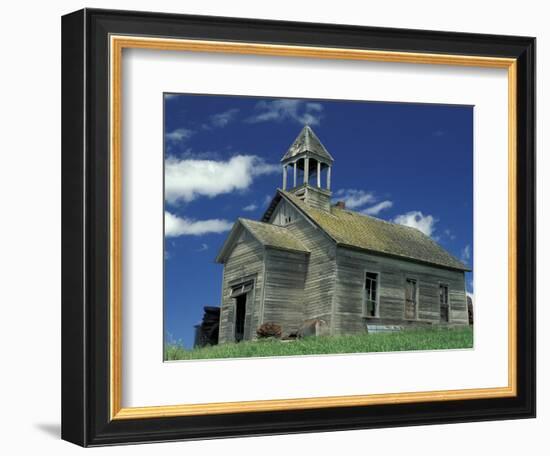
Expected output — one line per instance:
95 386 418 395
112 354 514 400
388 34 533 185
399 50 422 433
61 8 536 447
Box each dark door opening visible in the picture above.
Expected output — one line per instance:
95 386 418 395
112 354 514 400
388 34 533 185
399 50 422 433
234 294 247 342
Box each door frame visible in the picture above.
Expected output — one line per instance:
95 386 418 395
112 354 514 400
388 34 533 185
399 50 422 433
229 275 257 341
233 293 247 342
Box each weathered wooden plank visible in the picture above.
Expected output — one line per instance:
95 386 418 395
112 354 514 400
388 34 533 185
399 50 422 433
262 249 307 336
333 246 468 334
218 231 265 343
270 200 337 325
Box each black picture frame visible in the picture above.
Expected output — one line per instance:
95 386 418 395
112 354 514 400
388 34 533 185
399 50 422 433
62 8 536 447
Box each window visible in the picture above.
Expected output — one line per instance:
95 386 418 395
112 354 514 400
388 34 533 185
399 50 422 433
405 278 418 319
439 284 449 322
364 272 379 317
230 280 254 298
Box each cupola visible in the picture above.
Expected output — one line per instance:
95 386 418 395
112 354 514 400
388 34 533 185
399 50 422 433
280 125 334 211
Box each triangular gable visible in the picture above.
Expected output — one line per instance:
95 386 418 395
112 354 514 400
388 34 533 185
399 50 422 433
215 222 247 264
215 217 309 263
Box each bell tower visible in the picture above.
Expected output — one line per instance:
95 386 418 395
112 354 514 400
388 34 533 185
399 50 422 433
281 125 334 211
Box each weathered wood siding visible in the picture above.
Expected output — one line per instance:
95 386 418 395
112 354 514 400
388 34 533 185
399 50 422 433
262 249 308 336
303 186 331 211
218 230 265 343
220 197 468 342
269 198 337 331
270 198 302 226
333 246 468 335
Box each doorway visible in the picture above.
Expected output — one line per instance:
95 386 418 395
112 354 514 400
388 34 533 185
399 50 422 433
234 294 247 342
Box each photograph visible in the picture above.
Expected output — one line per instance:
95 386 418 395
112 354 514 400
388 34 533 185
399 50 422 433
163 94 474 361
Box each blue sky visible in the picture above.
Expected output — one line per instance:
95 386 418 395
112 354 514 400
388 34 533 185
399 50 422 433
164 94 473 349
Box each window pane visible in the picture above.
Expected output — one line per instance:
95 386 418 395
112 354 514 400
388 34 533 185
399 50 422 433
439 284 449 305
367 280 372 296
367 300 375 316
365 272 378 316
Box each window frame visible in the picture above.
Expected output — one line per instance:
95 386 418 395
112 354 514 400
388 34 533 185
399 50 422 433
404 276 419 320
363 270 380 318
438 282 451 323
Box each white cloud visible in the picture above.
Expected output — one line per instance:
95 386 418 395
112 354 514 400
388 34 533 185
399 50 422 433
165 155 279 204
444 229 456 241
361 200 393 216
164 94 177 100
306 102 323 112
243 203 258 212
165 128 194 143
461 244 471 263
196 243 209 252
263 194 274 207
334 189 376 209
246 99 324 126
178 149 221 160
165 212 232 237
209 109 239 128
393 211 437 237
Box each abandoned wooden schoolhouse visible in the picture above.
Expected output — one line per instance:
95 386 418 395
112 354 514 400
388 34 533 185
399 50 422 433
215 126 470 343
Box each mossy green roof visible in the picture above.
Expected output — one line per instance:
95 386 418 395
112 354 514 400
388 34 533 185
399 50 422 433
239 218 309 254
280 191 469 271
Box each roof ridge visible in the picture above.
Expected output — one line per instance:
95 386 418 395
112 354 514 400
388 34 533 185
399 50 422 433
240 217 291 230
280 190 469 271
334 206 426 233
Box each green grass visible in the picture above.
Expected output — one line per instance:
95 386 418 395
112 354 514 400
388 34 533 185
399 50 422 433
164 326 473 361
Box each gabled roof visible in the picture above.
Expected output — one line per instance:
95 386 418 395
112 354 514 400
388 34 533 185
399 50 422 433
263 191 469 272
281 125 334 164
215 218 309 263
239 219 309 253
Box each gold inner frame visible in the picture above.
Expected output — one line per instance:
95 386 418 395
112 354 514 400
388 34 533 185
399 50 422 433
109 35 518 420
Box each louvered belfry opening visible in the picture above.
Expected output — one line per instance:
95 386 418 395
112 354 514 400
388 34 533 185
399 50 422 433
280 126 334 211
